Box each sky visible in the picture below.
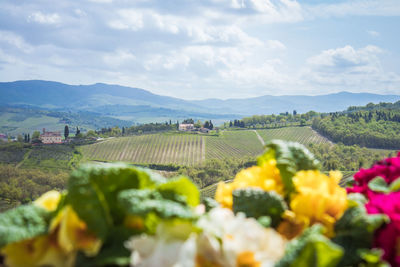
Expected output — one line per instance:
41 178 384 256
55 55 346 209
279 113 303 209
0 0 400 99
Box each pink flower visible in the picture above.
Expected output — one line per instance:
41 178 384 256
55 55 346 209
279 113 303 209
366 191 400 266
347 152 400 195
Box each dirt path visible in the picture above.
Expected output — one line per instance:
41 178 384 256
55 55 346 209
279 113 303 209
16 149 32 169
253 130 265 146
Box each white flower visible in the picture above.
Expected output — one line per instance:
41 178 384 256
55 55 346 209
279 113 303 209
196 207 287 267
125 207 286 267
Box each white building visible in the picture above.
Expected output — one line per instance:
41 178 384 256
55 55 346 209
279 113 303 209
40 128 62 144
179 123 194 131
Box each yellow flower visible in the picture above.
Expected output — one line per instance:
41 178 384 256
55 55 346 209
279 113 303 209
236 251 261 267
1 234 75 267
2 191 101 267
215 159 283 209
34 190 102 256
50 205 102 257
34 190 62 211
290 170 347 236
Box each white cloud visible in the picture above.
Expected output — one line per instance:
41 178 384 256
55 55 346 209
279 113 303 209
367 30 380 37
300 45 400 93
108 10 144 31
266 40 286 50
0 31 32 53
88 0 113 3
306 45 382 72
102 50 136 67
28 12 61 25
305 0 400 18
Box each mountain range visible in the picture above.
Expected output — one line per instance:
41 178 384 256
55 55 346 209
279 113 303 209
1 80 400 123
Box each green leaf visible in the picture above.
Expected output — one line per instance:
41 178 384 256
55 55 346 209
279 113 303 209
157 176 200 207
389 178 400 192
258 140 320 195
332 206 389 267
67 163 159 240
257 216 271 228
232 187 287 227
347 193 367 208
276 225 343 267
368 177 389 193
118 189 195 220
0 205 51 247
358 249 390 267
202 197 219 212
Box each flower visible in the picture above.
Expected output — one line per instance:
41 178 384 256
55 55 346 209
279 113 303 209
290 170 347 235
197 207 287 267
1 191 101 267
215 159 284 209
34 190 62 211
347 153 400 195
49 205 102 256
126 207 286 267
1 235 74 267
365 191 400 266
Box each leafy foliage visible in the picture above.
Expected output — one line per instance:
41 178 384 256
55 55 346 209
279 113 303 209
117 189 194 220
276 225 343 267
332 205 388 266
312 107 400 149
66 163 160 239
258 140 320 195
0 204 51 247
232 187 286 227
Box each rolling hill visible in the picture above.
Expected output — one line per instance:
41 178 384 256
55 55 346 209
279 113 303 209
1 80 399 121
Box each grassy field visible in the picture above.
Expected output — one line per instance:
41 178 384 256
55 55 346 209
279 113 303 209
0 112 61 135
81 134 205 166
205 130 264 160
257 127 330 145
80 129 332 166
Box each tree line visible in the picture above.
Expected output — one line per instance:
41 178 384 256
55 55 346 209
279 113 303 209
312 109 400 149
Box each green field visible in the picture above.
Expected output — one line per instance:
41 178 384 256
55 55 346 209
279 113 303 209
80 129 332 166
0 112 61 135
206 130 264 160
257 127 330 145
81 134 205 166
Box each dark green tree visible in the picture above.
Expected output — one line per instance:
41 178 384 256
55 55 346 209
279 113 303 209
64 125 69 140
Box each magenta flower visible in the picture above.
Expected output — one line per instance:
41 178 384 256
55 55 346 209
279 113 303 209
366 191 400 266
347 152 400 195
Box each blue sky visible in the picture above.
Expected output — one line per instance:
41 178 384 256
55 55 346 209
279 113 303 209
0 0 399 99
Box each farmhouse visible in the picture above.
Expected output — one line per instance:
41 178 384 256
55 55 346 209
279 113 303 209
179 123 194 131
199 127 210 133
0 134 8 142
40 128 62 144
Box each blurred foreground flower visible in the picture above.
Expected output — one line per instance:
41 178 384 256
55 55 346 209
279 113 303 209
347 152 400 195
126 207 286 267
215 159 283 209
1 190 101 267
290 170 347 236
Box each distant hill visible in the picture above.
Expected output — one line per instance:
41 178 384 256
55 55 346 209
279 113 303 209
1 80 399 119
190 92 400 115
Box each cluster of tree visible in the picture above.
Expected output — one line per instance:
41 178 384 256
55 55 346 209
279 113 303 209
312 109 400 149
0 165 68 205
182 118 194 124
203 120 214 130
308 143 395 171
178 157 256 189
227 111 318 129
347 101 400 112
97 123 177 137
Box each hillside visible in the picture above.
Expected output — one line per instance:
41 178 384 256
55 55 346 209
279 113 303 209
0 106 131 135
312 102 400 149
1 80 399 121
